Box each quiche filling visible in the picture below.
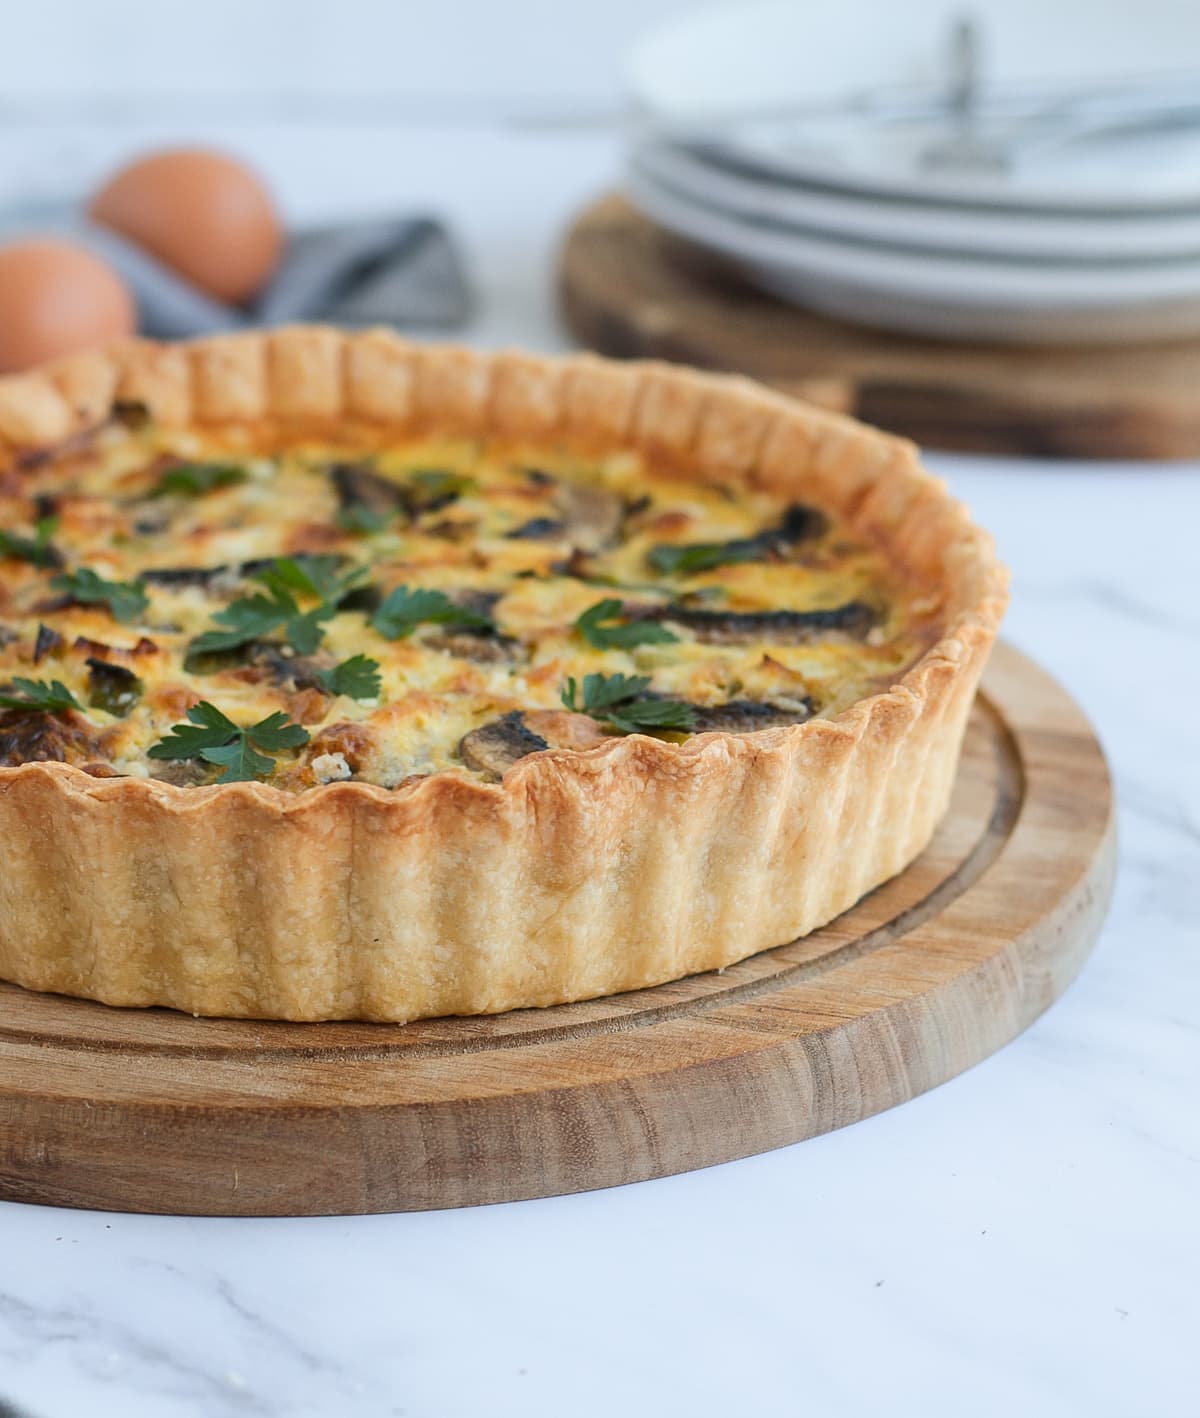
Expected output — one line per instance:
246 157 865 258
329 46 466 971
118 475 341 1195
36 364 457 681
0 421 941 791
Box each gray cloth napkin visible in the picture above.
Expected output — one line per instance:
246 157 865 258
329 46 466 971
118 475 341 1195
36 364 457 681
0 202 471 336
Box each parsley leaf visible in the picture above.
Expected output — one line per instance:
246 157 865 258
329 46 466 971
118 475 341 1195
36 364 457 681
647 505 828 576
573 599 678 651
245 710 313 752
153 462 247 497
372 586 495 640
189 558 369 661
316 654 382 700
148 700 242 756
0 677 81 714
200 738 277 782
0 517 61 568
188 588 303 658
52 567 149 623
278 605 332 656
561 671 696 736
148 704 309 783
561 672 651 714
337 504 395 535
605 698 697 734
647 542 759 575
255 555 365 606
407 469 476 510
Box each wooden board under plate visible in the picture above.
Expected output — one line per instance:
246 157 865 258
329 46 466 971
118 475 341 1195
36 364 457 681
0 643 1114 1216
560 194 1200 459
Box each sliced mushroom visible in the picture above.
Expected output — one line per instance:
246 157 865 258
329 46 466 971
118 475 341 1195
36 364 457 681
771 502 829 545
648 502 829 573
250 645 331 691
249 552 296 572
560 482 624 551
691 698 813 732
0 710 94 767
148 758 211 787
455 589 503 620
141 556 279 590
505 516 566 541
28 593 73 616
423 590 522 661
111 398 152 430
330 461 409 522
550 547 592 580
429 520 480 544
657 601 877 645
621 494 653 528
406 470 473 515
33 623 63 663
72 636 118 659
458 712 549 777
68 634 158 666
141 564 226 588
425 631 524 664
505 481 624 552
86 658 143 715
331 462 469 523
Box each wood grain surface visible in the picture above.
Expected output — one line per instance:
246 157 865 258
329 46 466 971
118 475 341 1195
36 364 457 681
560 194 1200 460
0 643 1114 1217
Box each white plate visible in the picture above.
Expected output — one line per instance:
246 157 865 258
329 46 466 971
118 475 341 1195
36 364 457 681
626 163 1200 343
627 0 1200 213
634 140 1200 263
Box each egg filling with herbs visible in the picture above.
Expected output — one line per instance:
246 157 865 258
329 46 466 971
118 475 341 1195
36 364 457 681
0 423 942 791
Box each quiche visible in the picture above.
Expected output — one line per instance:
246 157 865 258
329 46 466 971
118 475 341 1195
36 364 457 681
0 328 1006 1022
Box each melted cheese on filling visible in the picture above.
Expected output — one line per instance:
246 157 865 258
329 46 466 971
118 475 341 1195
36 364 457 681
0 426 943 790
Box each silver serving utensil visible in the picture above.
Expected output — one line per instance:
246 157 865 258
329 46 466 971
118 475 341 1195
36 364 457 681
916 12 1200 174
919 15 1011 173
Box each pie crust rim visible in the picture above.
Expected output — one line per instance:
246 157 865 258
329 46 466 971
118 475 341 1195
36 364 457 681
0 327 1008 1021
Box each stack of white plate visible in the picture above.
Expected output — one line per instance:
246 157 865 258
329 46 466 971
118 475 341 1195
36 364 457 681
624 0 1200 344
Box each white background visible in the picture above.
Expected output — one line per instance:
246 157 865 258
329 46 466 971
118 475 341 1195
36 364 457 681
0 4 1198 1417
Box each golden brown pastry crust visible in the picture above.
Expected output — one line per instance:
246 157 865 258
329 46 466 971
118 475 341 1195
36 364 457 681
0 328 1007 1021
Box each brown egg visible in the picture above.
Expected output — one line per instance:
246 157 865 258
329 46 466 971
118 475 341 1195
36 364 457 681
89 148 283 304
0 239 136 375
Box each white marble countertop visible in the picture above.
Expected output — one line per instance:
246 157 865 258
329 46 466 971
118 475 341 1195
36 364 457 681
1 114 1197 1418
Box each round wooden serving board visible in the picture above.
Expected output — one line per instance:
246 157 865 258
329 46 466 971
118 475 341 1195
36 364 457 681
560 195 1200 460
0 643 1113 1217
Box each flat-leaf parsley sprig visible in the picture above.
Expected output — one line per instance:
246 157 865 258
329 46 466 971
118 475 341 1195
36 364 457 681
405 469 476 512
148 703 310 783
0 517 62 569
315 654 382 700
573 599 678 651
561 672 696 735
647 542 759 576
371 586 495 640
337 504 394 536
52 567 149 624
153 462 248 497
189 556 369 659
0 678 82 714
255 555 366 607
